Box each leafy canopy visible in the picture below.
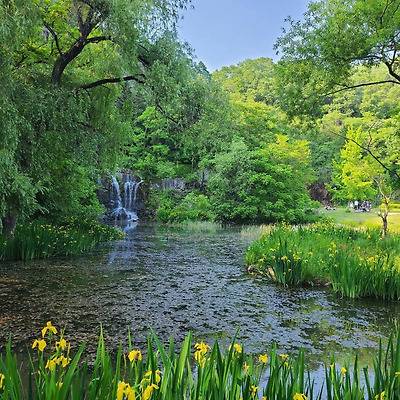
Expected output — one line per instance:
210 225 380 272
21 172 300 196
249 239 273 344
275 0 400 116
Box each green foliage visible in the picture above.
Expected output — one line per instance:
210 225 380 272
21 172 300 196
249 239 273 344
246 223 400 299
1 324 400 399
126 107 178 181
151 191 215 223
275 0 400 116
125 71 234 183
0 0 200 234
6 0 400 232
213 58 278 104
331 127 383 202
259 237 304 287
0 220 123 261
208 139 317 224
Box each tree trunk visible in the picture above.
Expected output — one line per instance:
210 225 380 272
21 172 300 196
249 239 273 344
51 37 87 85
1 213 17 237
380 213 388 238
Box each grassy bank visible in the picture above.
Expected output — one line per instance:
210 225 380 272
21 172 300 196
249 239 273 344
0 219 124 262
0 322 399 399
320 207 400 233
246 223 400 299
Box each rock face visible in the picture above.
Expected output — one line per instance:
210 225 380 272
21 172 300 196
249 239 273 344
98 172 144 221
309 182 332 205
151 178 186 191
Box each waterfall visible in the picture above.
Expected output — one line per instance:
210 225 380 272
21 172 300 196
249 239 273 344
111 176 122 210
111 173 143 221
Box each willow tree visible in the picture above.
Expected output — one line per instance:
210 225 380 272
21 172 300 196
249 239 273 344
0 0 191 235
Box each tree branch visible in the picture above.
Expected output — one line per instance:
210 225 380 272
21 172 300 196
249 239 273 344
384 60 400 82
86 35 112 44
44 22 63 56
330 131 400 182
155 102 181 125
324 79 400 97
79 74 146 90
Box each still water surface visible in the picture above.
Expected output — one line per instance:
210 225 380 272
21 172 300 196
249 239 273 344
0 223 398 369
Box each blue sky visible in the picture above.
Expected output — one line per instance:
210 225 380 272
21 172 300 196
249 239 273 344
178 0 310 71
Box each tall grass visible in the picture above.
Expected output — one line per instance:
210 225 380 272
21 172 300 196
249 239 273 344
166 220 223 233
240 225 273 241
245 223 400 299
0 322 399 399
0 218 124 262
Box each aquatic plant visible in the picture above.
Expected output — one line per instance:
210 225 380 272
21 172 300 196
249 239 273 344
245 223 400 299
0 219 124 262
0 322 399 399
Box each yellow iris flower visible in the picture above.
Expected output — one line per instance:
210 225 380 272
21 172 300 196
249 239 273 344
56 338 68 351
258 354 268 364
144 370 161 384
32 339 47 352
250 385 258 397
0 373 5 390
341 367 347 376
46 358 58 372
194 342 210 354
243 362 250 374
59 355 71 368
45 355 70 371
117 381 136 400
194 342 210 368
194 350 207 367
293 394 307 400
41 321 58 338
279 354 289 362
142 383 159 400
128 349 143 363
375 391 385 400
233 343 242 354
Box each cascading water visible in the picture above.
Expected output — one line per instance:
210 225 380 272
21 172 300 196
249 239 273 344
111 173 143 221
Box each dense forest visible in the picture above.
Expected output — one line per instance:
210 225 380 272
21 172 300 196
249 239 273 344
1 0 399 239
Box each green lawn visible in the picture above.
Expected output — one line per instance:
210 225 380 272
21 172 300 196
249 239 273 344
320 207 400 233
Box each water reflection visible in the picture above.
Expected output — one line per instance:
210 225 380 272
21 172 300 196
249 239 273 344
0 223 398 369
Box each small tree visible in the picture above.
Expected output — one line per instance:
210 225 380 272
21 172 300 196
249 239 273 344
333 127 397 236
375 177 395 238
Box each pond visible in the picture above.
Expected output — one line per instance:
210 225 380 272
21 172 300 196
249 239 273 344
0 223 398 372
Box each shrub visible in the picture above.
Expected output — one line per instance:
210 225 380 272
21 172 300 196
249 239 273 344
208 140 318 224
151 190 215 223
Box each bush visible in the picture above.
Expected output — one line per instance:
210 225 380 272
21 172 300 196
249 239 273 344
208 140 318 224
151 190 215 223
246 223 400 299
